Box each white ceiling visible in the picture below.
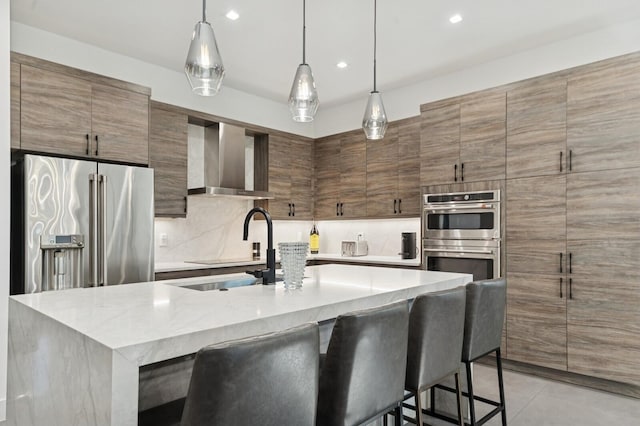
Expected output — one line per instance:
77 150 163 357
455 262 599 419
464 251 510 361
11 0 640 108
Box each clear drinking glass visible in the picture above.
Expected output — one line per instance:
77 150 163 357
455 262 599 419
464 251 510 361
278 242 308 289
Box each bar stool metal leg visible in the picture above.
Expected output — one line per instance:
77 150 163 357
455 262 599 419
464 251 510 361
497 349 507 425
454 372 464 426
465 362 477 426
395 404 403 426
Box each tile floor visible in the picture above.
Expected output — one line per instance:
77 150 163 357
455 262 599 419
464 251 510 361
468 364 640 426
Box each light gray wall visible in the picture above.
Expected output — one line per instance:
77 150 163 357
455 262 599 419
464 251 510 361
1 0 10 419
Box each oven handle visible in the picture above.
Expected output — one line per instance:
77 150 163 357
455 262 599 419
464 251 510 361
424 203 497 211
422 248 495 255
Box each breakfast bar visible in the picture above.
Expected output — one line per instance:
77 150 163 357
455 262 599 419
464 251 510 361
6 265 471 426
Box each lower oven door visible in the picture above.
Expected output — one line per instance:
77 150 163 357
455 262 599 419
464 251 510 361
423 239 500 281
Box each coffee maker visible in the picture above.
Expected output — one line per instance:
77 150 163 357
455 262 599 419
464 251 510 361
400 232 417 259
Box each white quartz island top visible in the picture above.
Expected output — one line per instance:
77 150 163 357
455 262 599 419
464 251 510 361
7 265 471 426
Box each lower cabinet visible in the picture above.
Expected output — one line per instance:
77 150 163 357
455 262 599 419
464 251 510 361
505 168 640 386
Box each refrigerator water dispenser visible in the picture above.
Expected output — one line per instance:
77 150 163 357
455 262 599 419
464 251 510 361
40 234 84 291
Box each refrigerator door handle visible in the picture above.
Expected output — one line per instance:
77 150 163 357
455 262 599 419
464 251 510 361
89 174 99 287
98 174 108 286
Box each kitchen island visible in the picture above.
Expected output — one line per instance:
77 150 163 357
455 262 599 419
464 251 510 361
6 264 471 426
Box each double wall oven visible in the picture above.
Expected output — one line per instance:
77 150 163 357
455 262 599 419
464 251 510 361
423 190 501 280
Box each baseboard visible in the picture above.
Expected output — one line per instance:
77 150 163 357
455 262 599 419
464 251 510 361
478 356 640 399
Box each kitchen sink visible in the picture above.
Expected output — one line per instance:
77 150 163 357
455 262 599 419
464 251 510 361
173 272 309 292
180 276 259 291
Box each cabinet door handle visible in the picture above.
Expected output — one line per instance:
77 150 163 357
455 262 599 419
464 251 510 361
288 203 291 216
184 196 187 214
340 203 344 216
292 203 295 217
560 151 563 173
336 203 339 216
569 150 573 172
393 199 397 214
454 164 458 182
569 252 572 274
95 135 99 156
559 252 563 273
398 199 402 214
461 163 465 182
85 134 90 155
569 277 573 300
560 277 563 299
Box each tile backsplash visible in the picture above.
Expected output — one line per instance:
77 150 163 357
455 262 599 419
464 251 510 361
155 197 420 263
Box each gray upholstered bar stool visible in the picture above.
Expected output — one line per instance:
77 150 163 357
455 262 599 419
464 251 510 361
179 323 320 426
431 278 507 426
316 300 409 426
403 286 467 426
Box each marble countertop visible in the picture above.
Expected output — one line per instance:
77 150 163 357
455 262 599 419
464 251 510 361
155 254 421 273
11 265 467 366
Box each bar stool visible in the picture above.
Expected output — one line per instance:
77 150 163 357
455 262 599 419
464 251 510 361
316 300 409 426
403 287 467 426
179 323 320 426
431 278 508 426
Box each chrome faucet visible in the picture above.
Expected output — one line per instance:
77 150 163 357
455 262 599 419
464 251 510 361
243 207 276 285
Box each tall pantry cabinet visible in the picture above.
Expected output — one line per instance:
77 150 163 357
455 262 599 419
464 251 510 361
504 53 640 386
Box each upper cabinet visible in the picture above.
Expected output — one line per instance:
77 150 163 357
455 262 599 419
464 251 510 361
567 55 640 173
366 117 421 217
420 90 506 186
149 102 188 217
506 77 567 179
10 62 20 149
315 131 367 219
14 54 150 165
259 134 314 220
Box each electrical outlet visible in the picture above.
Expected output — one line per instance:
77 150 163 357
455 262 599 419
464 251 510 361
160 233 168 247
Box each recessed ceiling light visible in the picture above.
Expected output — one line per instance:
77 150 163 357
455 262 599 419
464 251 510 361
449 14 463 24
336 61 348 69
226 10 240 21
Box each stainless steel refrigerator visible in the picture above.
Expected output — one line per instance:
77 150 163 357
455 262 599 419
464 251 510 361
11 154 154 294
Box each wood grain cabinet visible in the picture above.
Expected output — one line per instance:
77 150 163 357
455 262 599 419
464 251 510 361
507 77 568 179
506 175 568 371
367 117 420 217
18 62 150 164
260 134 313 220
149 102 188 217
314 131 367 219
567 57 640 173
420 90 506 186
565 168 640 386
505 167 640 386
11 62 20 149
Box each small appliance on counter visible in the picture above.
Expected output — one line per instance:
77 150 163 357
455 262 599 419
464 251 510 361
400 232 417 259
341 234 368 257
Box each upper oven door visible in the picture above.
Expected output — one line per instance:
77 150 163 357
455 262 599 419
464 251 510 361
423 202 500 240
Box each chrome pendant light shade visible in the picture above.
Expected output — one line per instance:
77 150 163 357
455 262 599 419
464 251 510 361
185 0 225 96
362 0 388 139
289 0 319 122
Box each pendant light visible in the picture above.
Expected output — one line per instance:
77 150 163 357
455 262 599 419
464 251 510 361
288 0 319 122
185 0 225 96
362 0 388 140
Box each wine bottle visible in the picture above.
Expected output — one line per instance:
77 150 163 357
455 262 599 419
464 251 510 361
310 221 320 254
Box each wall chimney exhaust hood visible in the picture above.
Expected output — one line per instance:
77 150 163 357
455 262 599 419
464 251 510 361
188 122 274 200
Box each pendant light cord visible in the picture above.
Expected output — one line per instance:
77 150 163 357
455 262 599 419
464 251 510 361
202 0 207 22
373 0 377 92
302 0 307 64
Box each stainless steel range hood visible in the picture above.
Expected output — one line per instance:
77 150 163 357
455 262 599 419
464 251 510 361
188 122 273 200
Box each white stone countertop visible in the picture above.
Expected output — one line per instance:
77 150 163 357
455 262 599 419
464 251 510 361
11 264 466 367
155 254 420 273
